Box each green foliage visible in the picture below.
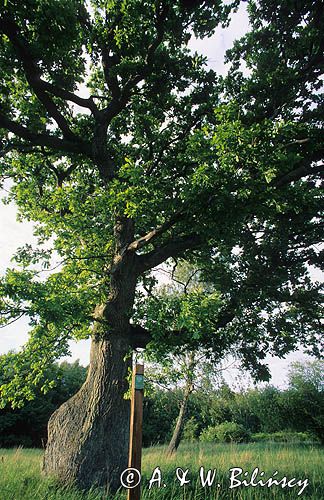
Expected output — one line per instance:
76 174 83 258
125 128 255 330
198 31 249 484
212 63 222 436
282 360 324 444
0 359 87 446
141 361 324 446
143 388 182 446
0 0 322 407
200 421 251 443
244 386 287 433
182 416 200 442
206 384 236 426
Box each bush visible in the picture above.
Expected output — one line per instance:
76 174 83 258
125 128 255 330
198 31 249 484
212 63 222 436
200 425 219 443
200 421 250 443
183 417 200 442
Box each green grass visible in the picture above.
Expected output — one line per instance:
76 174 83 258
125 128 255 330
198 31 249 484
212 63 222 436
0 442 323 499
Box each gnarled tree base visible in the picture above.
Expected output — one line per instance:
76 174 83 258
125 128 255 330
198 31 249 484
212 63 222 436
43 335 131 492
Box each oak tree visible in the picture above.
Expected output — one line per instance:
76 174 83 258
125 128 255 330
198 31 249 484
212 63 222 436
0 0 323 492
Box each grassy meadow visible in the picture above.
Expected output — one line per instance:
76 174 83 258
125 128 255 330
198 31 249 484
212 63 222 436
0 442 323 499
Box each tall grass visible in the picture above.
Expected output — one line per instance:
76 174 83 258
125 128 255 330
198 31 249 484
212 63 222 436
0 442 322 499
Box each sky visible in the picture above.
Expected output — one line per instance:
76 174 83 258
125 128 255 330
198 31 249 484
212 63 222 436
0 3 319 389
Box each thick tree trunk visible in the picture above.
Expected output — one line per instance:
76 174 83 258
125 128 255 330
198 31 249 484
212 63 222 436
43 218 146 492
166 382 192 456
43 333 131 492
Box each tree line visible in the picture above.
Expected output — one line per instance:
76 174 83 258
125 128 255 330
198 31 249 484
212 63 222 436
1 359 322 448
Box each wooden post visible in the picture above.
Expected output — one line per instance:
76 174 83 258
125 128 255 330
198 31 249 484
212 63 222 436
128 363 144 500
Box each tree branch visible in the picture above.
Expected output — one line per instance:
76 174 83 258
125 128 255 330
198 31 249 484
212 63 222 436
101 2 169 125
0 142 50 158
128 324 152 348
102 47 122 100
127 210 185 252
0 16 98 133
137 233 202 273
41 81 99 115
0 111 92 157
272 161 324 187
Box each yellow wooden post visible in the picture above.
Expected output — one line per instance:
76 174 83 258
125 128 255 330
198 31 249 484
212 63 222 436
127 363 144 500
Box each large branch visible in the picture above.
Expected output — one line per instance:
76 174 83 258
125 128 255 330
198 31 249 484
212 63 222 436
272 161 324 187
128 324 152 348
0 17 98 134
127 210 185 252
101 2 169 124
39 81 99 115
137 233 202 274
0 111 92 156
127 182 215 254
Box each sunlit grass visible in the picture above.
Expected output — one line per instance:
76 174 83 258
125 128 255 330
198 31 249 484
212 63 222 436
0 442 322 499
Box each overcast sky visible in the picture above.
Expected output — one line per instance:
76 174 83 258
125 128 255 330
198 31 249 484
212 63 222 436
0 4 317 388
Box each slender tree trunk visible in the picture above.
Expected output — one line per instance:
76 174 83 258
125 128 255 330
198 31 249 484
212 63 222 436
43 333 131 492
167 353 195 456
166 381 192 456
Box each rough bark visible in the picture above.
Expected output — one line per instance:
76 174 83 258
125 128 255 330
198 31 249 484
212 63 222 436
43 334 131 492
42 212 197 490
43 218 141 492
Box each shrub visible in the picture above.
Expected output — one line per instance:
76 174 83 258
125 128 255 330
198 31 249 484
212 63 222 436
200 425 219 443
183 417 200 442
200 421 250 443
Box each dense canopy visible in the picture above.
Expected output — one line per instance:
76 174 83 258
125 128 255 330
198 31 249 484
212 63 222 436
0 0 323 490
0 0 323 402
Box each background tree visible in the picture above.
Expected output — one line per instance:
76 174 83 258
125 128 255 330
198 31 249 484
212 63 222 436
0 358 87 447
139 262 323 452
138 263 237 454
143 359 324 446
282 360 324 443
241 385 286 433
145 350 230 455
0 0 322 491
